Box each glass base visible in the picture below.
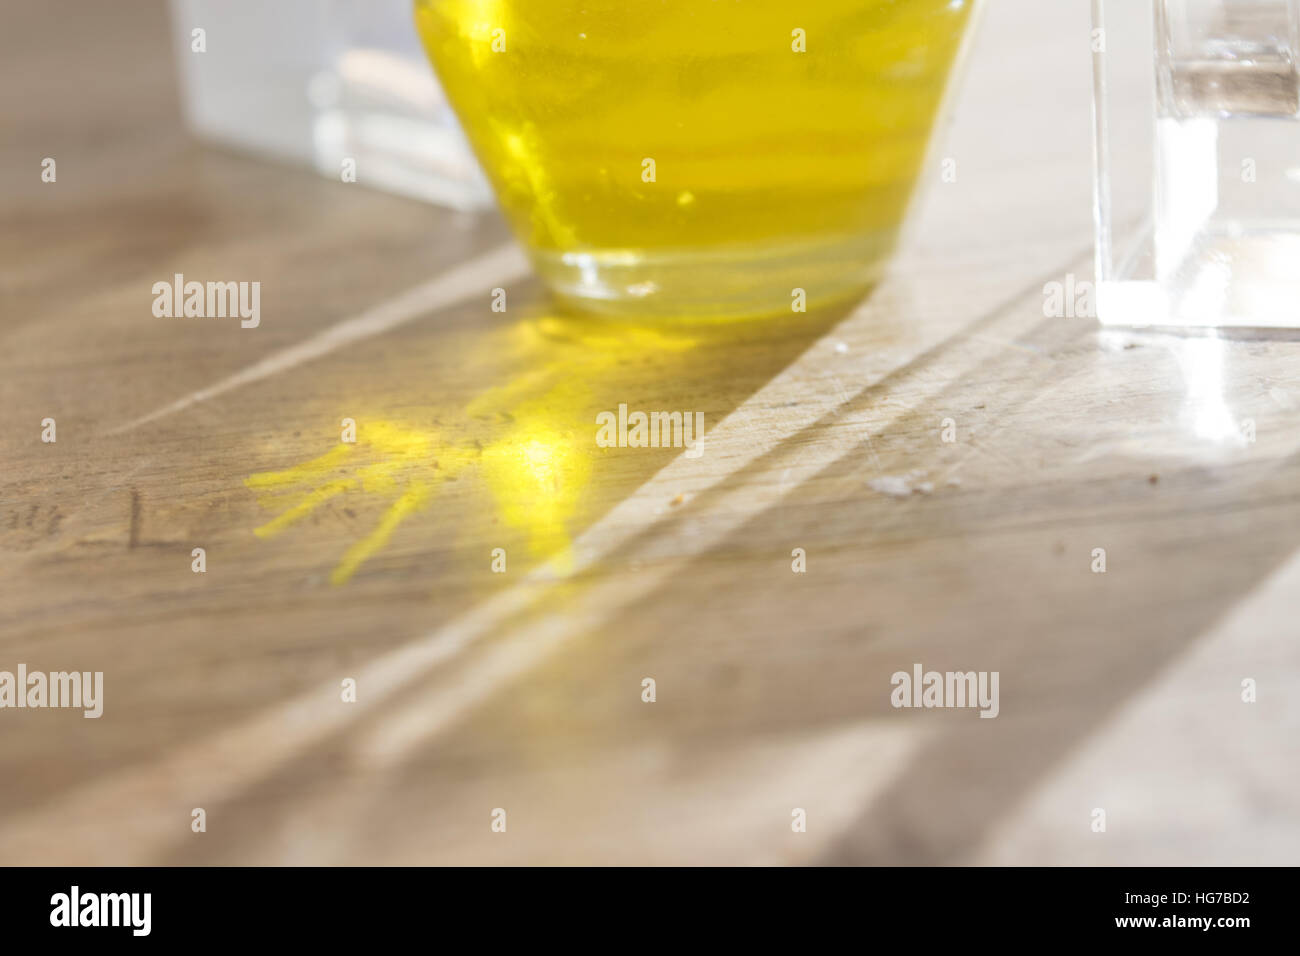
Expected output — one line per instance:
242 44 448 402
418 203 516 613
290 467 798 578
530 231 897 321
1101 226 1300 329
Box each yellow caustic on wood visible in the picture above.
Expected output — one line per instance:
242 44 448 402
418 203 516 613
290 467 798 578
244 314 704 583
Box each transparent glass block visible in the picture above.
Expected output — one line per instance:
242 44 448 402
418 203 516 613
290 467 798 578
169 0 492 210
1093 0 1300 327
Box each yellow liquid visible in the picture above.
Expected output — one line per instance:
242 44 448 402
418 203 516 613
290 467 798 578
416 0 974 317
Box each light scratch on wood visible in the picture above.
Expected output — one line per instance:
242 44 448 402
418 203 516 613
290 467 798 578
107 243 530 435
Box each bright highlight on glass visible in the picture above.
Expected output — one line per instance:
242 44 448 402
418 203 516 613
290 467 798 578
1094 0 1300 328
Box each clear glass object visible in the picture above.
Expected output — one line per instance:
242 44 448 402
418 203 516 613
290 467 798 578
1093 0 1300 327
169 0 492 210
414 0 978 319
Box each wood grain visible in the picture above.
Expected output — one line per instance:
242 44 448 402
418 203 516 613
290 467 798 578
1 0 1297 865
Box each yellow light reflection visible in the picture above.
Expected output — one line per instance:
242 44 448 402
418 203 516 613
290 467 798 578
481 398 592 572
245 312 699 585
246 421 473 586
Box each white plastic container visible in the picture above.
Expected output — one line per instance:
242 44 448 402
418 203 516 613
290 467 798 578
168 0 492 210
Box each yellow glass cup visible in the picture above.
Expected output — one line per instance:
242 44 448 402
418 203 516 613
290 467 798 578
415 1 976 319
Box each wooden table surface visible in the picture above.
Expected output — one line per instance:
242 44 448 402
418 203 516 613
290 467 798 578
2 0 1297 866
